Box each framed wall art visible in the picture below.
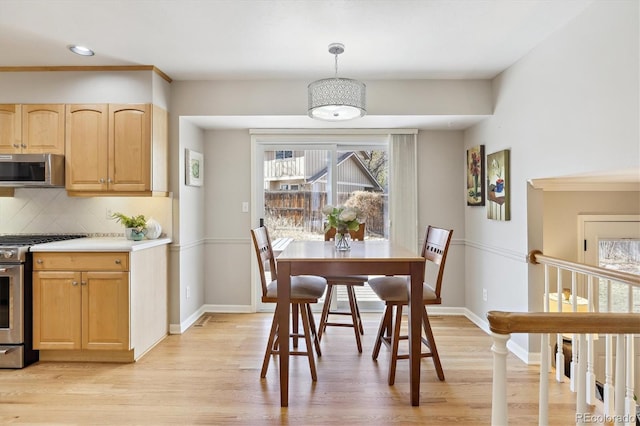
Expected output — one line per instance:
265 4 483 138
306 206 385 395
185 149 203 187
486 149 510 221
466 145 485 206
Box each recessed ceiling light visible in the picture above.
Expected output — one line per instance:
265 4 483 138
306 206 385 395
68 44 95 56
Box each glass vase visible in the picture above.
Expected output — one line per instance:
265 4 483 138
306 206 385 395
335 232 350 251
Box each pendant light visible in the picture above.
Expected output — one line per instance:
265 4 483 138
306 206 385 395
308 43 366 121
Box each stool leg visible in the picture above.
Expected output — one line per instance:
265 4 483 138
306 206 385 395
422 306 445 381
299 302 318 381
261 305 280 378
354 288 365 335
388 304 403 386
292 303 299 348
307 303 322 357
372 304 392 360
318 284 334 340
346 286 362 353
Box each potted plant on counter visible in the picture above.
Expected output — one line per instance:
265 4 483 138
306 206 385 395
111 212 147 241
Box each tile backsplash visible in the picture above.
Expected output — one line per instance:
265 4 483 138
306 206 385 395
0 188 172 237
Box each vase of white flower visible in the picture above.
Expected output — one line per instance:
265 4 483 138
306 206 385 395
322 204 361 251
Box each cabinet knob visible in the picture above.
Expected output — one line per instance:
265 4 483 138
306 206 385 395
36 259 43 264
99 178 106 183
13 144 19 148
107 178 113 183
81 281 87 286
115 259 121 264
72 281 78 286
21 144 27 148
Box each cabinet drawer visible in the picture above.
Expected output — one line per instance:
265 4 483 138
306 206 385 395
33 252 129 271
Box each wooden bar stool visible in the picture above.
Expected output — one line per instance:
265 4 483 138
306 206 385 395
318 223 366 352
250 226 327 380
369 225 453 384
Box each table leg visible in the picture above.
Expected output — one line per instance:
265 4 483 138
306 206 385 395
409 261 424 406
278 261 291 407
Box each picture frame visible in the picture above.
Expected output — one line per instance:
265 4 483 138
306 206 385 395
185 149 203 187
466 145 485 206
486 149 510 221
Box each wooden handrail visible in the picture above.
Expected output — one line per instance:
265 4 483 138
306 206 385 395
528 249 640 287
487 311 640 335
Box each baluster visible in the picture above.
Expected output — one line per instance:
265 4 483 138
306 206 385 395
615 334 625 424
586 275 596 405
604 333 615 416
556 268 565 382
576 333 587 420
570 271 578 392
544 265 552 372
491 332 510 426
539 333 550 425
624 334 635 426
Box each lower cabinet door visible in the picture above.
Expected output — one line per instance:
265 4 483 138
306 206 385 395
33 271 82 350
82 271 130 351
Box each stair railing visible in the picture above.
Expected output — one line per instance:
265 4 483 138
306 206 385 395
487 250 639 425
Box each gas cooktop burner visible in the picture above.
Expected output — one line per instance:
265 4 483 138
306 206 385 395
0 234 88 246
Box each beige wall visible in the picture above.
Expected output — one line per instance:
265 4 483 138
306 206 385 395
464 1 638 357
542 191 640 261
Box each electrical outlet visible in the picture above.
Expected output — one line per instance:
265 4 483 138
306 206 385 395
186 286 191 299
105 208 113 219
241 201 249 212
482 288 488 302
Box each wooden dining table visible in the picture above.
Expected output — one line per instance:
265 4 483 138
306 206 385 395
276 240 426 407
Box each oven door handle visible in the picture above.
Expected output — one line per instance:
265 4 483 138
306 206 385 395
0 265 18 273
0 346 17 355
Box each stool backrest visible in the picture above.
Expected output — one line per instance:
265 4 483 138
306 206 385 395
420 226 453 299
250 226 277 298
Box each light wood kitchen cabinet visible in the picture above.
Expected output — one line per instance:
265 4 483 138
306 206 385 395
31 243 168 363
0 104 65 154
65 103 168 196
33 253 130 352
0 104 21 153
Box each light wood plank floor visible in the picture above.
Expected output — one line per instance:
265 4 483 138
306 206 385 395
0 313 601 425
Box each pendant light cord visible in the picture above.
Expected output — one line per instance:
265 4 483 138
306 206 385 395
334 52 339 78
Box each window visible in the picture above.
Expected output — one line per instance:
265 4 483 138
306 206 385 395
275 150 293 160
251 131 416 312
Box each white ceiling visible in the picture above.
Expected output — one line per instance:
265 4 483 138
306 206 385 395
0 0 594 130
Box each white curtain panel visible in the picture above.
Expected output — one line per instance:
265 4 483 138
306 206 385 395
389 133 418 253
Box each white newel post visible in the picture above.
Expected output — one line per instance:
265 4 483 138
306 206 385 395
491 332 510 426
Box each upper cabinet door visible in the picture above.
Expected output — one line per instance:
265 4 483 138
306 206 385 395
65 104 109 191
0 104 22 153
108 104 150 192
22 104 65 154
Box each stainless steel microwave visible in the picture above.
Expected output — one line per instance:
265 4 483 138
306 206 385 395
0 153 65 187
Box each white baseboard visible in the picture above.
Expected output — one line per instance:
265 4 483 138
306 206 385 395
169 303 541 365
169 304 253 334
202 304 254 313
460 307 540 365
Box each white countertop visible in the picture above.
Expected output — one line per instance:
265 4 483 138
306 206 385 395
29 237 172 252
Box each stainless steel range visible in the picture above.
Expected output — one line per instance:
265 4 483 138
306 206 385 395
0 234 86 368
